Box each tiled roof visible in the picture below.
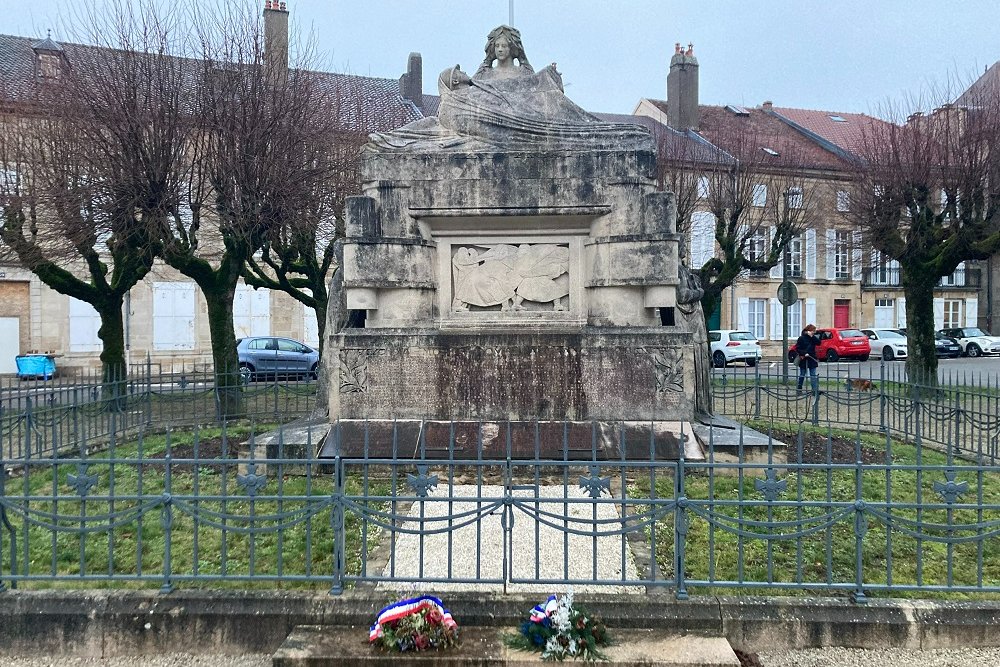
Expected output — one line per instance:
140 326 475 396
697 104 851 171
769 106 892 158
594 111 730 165
0 33 421 133
419 93 440 117
956 61 1000 107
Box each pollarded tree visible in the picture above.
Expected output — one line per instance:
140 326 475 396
689 107 827 323
851 91 1000 386
0 3 190 387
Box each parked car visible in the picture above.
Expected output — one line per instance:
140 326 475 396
938 327 1000 358
813 328 871 362
896 329 963 359
933 331 963 358
709 330 761 368
862 328 907 361
236 337 320 383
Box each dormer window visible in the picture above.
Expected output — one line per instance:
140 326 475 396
32 33 66 81
38 53 62 79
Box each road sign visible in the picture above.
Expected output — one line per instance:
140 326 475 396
777 280 798 307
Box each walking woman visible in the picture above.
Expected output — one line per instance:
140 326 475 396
795 324 821 394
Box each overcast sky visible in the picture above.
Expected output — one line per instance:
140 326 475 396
4 0 1000 116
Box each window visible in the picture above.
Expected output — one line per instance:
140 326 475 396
786 187 803 209
836 190 850 212
834 230 850 279
708 331 721 342
761 147 779 156
153 282 195 351
748 298 766 339
747 227 768 276
943 299 962 329
829 115 848 123
38 53 62 79
785 235 803 278
697 176 710 199
689 211 716 267
789 300 803 335
752 183 767 207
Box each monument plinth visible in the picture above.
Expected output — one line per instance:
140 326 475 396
325 26 704 447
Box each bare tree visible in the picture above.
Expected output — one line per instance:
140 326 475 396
851 90 1000 386
691 110 824 323
0 2 189 388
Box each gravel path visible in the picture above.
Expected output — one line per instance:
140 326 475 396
758 647 1000 666
378 484 642 593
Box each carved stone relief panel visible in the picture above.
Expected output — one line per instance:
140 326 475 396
451 243 570 312
339 348 383 393
643 347 684 393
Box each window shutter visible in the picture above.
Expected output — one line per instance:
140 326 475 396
153 282 195 351
955 261 967 287
851 231 862 281
933 298 945 330
805 298 817 327
770 298 782 340
965 297 979 328
769 227 782 279
303 303 320 348
689 211 716 269
737 297 750 331
825 229 836 280
896 298 906 328
805 229 816 280
69 298 102 353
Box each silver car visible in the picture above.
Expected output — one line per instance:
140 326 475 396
236 337 320 383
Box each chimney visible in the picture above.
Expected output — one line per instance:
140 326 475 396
398 52 423 108
667 41 699 129
263 0 289 80
762 100 773 112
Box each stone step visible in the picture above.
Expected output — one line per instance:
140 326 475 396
272 625 740 667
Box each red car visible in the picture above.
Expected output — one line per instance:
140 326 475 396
790 328 871 362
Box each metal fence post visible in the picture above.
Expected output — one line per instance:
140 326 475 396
0 462 12 592
674 431 688 601
329 423 345 595
160 431 174 594
753 362 761 419
145 356 153 428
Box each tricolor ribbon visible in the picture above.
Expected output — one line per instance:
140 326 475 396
369 595 457 642
529 594 558 623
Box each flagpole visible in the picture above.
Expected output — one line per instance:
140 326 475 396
509 0 513 25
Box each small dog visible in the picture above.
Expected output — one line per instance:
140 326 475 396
848 378 875 391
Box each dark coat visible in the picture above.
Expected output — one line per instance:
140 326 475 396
795 333 821 369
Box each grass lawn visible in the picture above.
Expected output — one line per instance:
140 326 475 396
631 423 1000 600
1 423 390 591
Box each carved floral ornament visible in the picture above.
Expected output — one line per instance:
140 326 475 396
644 347 684 393
451 243 569 312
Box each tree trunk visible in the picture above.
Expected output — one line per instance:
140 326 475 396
700 289 722 331
95 296 127 410
203 283 242 419
901 265 939 390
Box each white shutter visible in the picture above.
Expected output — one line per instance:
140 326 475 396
770 297 782 340
769 227 782 279
965 297 979 328
804 228 816 280
896 297 906 328
689 211 716 269
69 298 102 353
153 282 195 351
805 298 817 327
303 303 319 348
933 298 945 330
234 284 271 338
851 231 862 281
737 297 750 331
825 229 836 280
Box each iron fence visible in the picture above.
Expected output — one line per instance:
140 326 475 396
1 416 999 601
0 360 319 461
711 363 1000 465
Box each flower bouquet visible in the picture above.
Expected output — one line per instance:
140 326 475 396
369 595 459 653
507 591 611 662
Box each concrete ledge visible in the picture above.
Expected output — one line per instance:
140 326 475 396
273 625 739 667
1 590 999 657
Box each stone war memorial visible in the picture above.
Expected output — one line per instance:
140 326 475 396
324 25 708 459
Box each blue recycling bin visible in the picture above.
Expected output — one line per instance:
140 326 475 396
15 354 57 380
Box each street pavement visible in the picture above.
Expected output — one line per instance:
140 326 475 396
717 354 1000 386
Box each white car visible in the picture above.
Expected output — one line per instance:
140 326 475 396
938 327 1000 357
709 330 761 368
862 328 908 361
